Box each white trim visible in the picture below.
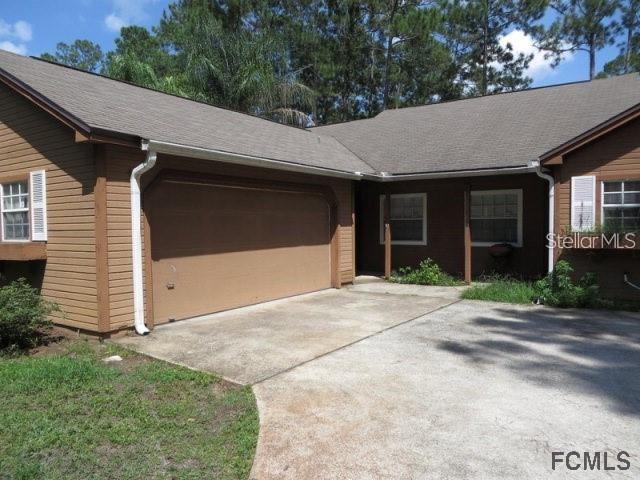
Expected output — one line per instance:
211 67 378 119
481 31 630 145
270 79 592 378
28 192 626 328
364 165 536 182
145 139 364 180
30 170 47 241
533 161 555 273
131 146 157 335
470 189 523 248
379 193 427 246
570 175 596 231
144 139 539 182
601 179 640 228
0 179 30 243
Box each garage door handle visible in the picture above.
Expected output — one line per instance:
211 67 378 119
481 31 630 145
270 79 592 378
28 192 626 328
166 282 175 290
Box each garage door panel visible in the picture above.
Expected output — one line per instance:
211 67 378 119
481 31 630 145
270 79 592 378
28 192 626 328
147 180 331 323
149 182 329 259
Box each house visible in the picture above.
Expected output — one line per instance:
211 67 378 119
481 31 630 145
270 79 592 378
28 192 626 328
0 49 639 335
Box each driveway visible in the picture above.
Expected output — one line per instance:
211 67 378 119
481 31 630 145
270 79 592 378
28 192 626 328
115 281 640 479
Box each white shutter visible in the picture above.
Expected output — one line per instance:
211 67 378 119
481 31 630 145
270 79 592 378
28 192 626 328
571 175 595 232
30 170 47 241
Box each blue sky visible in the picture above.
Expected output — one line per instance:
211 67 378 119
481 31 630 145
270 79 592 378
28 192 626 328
0 0 624 88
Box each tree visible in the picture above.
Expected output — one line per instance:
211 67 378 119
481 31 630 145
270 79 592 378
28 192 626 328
40 40 103 72
256 1 459 122
533 0 620 80
440 0 546 96
157 1 316 126
601 0 640 75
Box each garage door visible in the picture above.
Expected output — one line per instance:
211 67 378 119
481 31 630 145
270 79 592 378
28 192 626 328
145 177 332 324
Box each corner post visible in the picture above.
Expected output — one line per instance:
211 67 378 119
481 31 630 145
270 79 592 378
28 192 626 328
464 186 472 284
94 145 111 333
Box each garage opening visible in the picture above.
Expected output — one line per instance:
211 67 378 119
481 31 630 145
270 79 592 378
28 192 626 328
145 175 332 324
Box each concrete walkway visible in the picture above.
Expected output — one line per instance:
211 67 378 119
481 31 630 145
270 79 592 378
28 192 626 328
114 281 640 479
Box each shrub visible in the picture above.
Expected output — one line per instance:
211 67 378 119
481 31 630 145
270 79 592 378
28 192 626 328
391 258 462 286
0 278 57 354
533 260 600 308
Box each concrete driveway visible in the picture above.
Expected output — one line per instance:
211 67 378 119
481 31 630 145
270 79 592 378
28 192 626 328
115 281 640 479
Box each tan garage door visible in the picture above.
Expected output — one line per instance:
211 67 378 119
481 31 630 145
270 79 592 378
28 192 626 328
146 177 332 324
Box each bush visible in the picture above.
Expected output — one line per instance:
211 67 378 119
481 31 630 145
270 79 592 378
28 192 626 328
533 260 600 308
0 278 57 354
391 258 462 286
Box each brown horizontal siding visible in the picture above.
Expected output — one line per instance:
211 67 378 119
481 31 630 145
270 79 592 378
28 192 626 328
104 146 138 330
103 145 354 330
356 174 548 279
554 117 640 300
0 85 98 329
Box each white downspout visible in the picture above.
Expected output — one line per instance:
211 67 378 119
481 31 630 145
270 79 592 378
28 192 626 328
131 142 157 335
533 160 555 273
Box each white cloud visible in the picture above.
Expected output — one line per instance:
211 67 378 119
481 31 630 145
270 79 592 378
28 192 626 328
499 29 574 80
0 18 32 55
104 0 157 32
13 20 32 42
105 13 127 32
0 40 27 55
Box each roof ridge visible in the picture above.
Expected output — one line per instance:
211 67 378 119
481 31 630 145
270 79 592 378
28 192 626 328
327 134 380 173
21 51 314 133
376 73 640 116
313 72 640 128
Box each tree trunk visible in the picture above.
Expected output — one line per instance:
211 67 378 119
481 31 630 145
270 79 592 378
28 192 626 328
624 28 633 74
481 0 490 95
382 0 399 110
588 33 596 80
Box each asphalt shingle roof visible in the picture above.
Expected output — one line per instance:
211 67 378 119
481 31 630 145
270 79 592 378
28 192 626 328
314 74 640 174
0 50 373 174
2 49 639 177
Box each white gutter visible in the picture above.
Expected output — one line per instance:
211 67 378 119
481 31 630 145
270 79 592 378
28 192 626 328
364 165 537 181
131 141 157 335
145 139 364 180
624 273 640 291
532 160 555 273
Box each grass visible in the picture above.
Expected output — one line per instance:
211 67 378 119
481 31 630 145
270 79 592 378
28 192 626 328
461 278 536 304
0 339 258 480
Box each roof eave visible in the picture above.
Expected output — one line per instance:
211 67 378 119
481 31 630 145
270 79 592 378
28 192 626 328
540 101 640 166
143 139 365 180
0 66 92 136
363 165 537 182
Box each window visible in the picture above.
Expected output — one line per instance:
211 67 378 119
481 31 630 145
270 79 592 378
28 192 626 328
602 180 640 232
379 193 427 245
471 189 522 247
1 181 29 241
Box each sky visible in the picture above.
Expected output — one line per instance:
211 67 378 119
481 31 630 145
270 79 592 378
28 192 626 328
0 0 625 89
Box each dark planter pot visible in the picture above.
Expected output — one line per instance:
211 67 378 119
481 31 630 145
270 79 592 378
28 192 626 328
488 243 513 258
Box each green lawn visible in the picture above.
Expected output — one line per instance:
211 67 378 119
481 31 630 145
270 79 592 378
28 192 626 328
0 340 258 480
461 279 536 304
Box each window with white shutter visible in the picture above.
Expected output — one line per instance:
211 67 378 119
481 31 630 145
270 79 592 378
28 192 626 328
571 175 595 232
30 170 47 241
